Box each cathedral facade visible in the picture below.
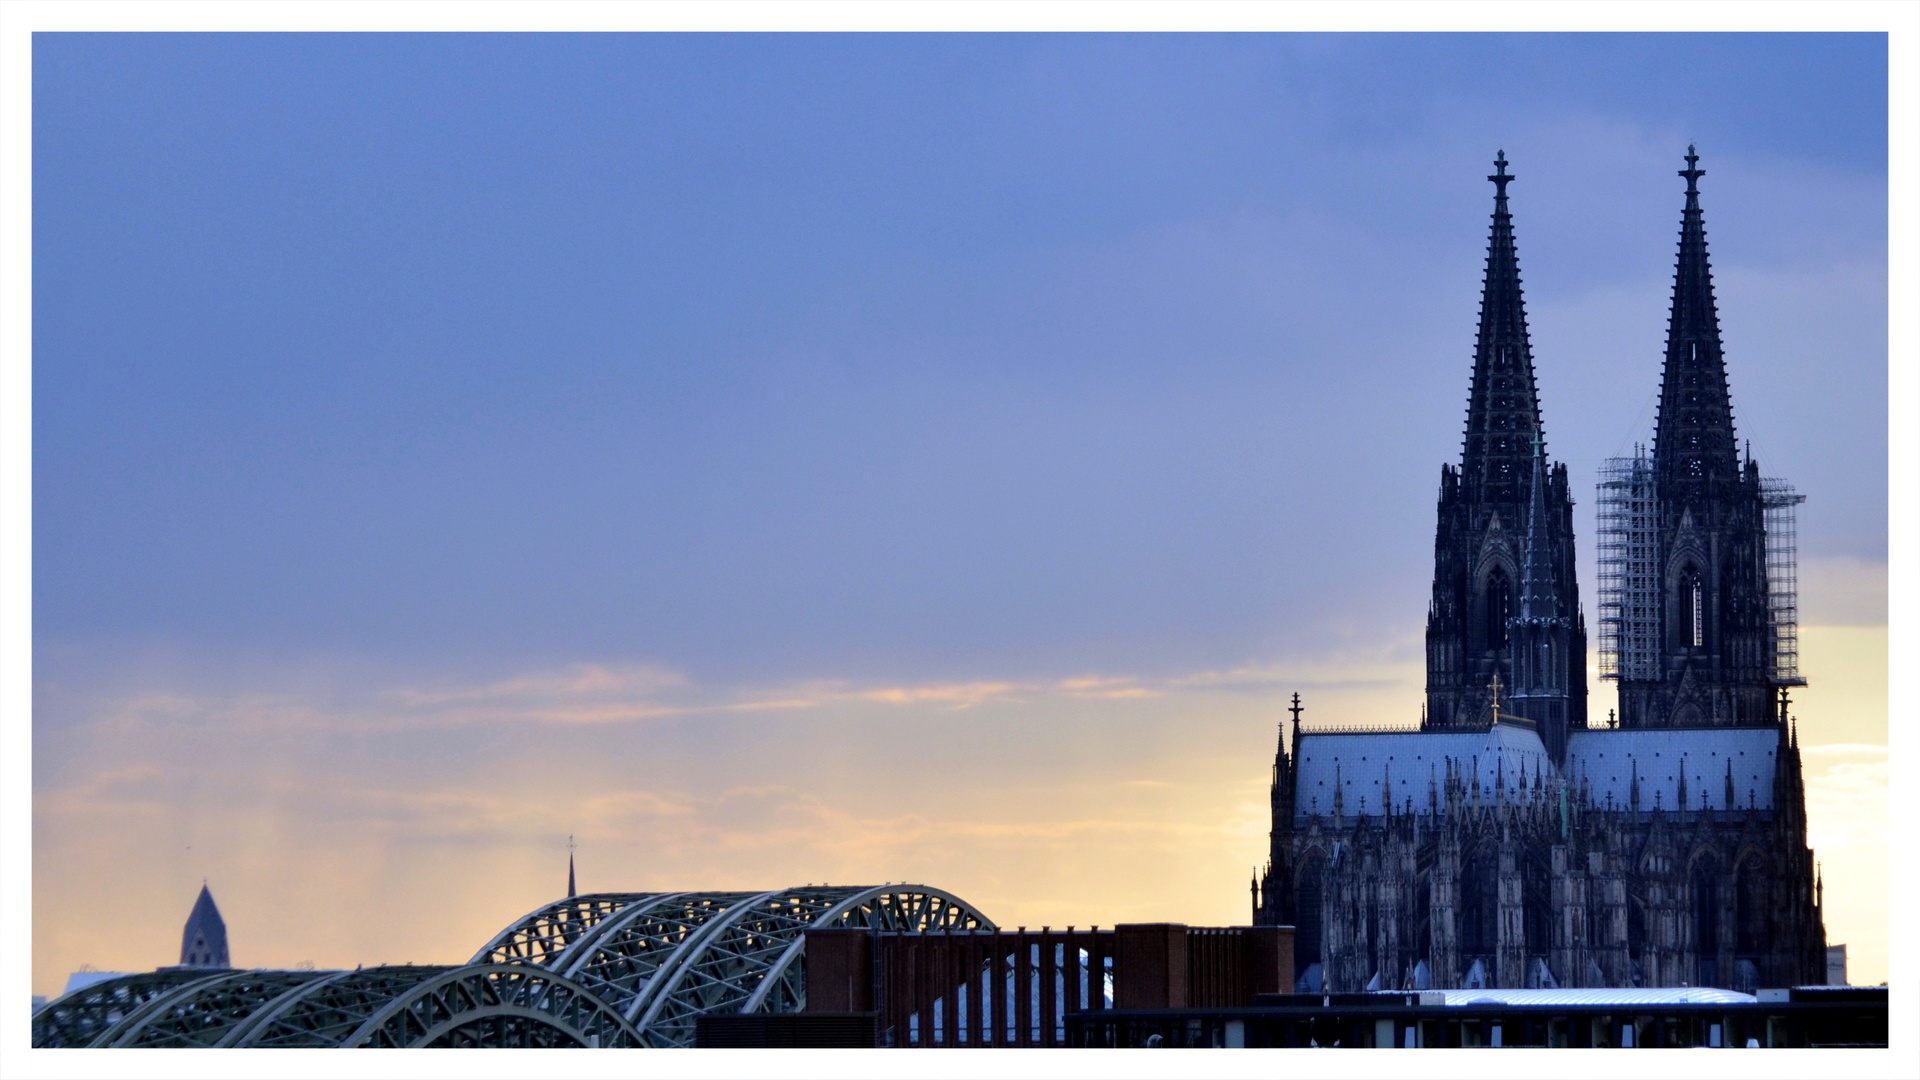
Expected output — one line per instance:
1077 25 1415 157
1252 151 1827 993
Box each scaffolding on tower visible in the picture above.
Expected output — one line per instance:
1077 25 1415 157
1596 449 1658 681
1762 477 1807 686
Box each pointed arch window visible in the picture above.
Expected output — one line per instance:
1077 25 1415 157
1734 859 1767 956
1679 568 1703 649
1693 863 1721 987
1484 568 1512 651
1294 858 1326 985
1460 848 1499 964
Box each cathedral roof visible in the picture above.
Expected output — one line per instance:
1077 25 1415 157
1293 721 1551 822
1566 726 1778 812
1291 722 1780 820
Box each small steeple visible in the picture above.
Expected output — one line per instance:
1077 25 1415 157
1655 144 1739 491
179 883 231 968
567 835 577 899
1460 151 1545 503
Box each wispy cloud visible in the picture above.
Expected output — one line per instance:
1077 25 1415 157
384 663 688 708
858 681 1023 708
1056 675 1157 699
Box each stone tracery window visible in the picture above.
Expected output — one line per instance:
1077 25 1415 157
1678 567 1704 649
1692 861 1721 988
1293 857 1325 985
1484 568 1512 652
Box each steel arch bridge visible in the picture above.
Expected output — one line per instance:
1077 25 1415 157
31 964 643 1048
471 884 993 1046
31 883 993 1048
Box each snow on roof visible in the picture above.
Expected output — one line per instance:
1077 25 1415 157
1291 723 1781 820
1428 987 1759 1007
1566 727 1778 812
1292 723 1550 822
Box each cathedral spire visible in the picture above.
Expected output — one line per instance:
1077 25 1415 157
1517 428 1556 619
567 834 577 898
1655 145 1738 490
1461 150 1543 501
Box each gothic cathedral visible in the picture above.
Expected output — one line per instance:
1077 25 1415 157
1253 150 1827 994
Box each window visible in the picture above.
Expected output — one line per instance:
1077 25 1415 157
1294 859 1325 983
1460 849 1499 961
1679 569 1703 649
1693 865 1721 987
1735 860 1768 956
1485 569 1513 651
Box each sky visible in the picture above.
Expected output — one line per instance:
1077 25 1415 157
29 32 1889 997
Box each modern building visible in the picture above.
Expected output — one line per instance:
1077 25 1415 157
1253 150 1828 994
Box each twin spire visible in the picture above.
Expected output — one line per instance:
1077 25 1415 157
1655 143 1739 491
1467 144 1732 504
1461 150 1545 503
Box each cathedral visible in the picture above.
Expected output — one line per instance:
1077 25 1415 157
1252 150 1828 993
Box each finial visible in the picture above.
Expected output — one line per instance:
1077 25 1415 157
1680 144 1704 195
1608 707 1616 729
1489 671 1502 724
1488 150 1514 200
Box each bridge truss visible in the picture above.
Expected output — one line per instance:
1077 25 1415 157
32 884 992 1048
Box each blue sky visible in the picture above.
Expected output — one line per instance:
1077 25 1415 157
33 33 1886 682
30 33 1889 992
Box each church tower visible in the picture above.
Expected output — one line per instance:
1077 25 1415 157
1424 153 1586 731
1616 148 1779 728
178 883 231 969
